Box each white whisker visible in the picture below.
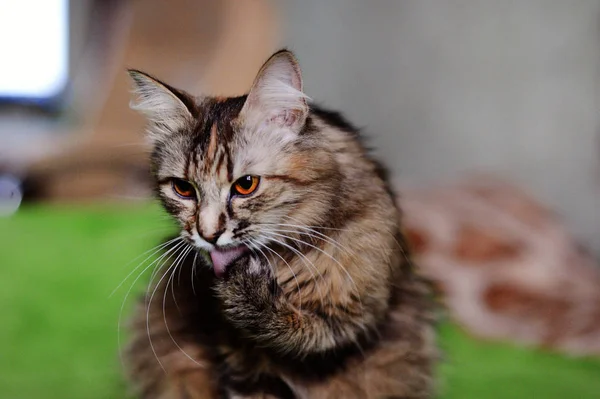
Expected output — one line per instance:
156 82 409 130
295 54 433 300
167 243 193 315
161 245 205 368
282 214 395 256
110 237 181 298
261 230 363 312
147 237 187 292
267 218 354 253
256 230 368 357
256 224 355 259
258 232 328 308
144 241 187 303
144 242 190 373
247 237 302 308
191 250 199 296
117 239 185 371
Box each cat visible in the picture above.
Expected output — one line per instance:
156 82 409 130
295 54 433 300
124 49 437 399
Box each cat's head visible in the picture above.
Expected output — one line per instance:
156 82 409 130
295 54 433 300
128 50 339 276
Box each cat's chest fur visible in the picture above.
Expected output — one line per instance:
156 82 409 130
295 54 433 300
128 248 435 399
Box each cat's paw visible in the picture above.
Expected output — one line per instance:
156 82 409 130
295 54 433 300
215 255 280 330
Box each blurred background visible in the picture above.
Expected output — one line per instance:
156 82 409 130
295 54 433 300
1 1 599 398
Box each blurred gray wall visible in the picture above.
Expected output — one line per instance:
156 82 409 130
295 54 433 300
281 0 600 252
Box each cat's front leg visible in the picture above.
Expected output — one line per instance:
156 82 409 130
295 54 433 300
215 255 284 337
215 254 362 357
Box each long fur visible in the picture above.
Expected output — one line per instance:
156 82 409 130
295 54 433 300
125 50 437 399
128 69 196 143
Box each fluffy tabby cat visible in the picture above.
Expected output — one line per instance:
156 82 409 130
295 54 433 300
125 50 437 399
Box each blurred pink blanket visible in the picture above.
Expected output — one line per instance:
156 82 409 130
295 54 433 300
398 175 600 356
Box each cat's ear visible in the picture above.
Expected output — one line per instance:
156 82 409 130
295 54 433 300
127 69 196 142
240 50 309 132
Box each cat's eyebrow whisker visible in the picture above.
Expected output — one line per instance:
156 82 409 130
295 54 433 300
259 231 327 309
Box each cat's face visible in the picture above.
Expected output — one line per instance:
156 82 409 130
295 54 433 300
129 51 336 276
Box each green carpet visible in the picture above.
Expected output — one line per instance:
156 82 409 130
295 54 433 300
1 203 599 398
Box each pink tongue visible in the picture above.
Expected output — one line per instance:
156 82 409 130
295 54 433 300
209 246 247 278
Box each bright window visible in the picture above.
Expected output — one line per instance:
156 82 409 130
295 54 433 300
0 0 69 99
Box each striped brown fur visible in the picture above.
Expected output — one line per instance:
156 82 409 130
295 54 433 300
125 50 437 398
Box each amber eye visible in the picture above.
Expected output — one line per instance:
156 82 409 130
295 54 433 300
232 175 260 196
172 179 196 199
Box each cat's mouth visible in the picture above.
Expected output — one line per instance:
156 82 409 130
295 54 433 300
208 245 248 278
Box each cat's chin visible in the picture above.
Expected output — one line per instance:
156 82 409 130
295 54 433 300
209 245 249 278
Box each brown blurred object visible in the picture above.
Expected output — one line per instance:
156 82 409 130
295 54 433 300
25 0 279 202
400 175 600 356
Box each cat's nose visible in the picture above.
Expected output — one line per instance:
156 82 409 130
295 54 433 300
200 230 222 245
197 206 226 245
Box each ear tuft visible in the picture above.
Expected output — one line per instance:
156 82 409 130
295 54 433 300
127 69 195 141
240 50 309 131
